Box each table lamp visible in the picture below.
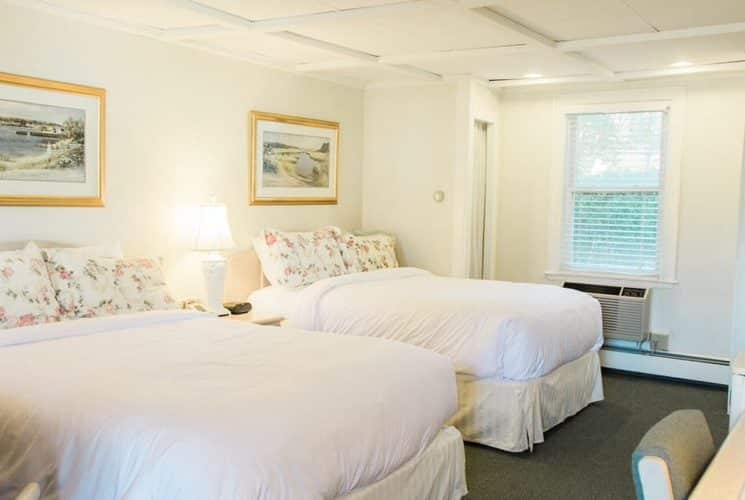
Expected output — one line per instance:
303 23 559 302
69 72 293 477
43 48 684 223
194 201 235 316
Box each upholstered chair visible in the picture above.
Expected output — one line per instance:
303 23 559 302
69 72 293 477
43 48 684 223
632 410 716 500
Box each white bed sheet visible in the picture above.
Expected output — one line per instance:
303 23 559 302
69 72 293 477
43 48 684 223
287 268 603 380
0 311 458 500
249 285 303 317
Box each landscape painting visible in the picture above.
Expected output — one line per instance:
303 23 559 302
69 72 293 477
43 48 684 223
0 99 86 183
261 131 330 189
251 111 338 205
0 72 105 207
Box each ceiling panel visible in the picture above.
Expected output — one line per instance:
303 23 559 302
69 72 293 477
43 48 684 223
203 33 345 64
485 0 654 41
47 0 214 29
586 33 745 72
309 64 421 84
293 3 530 56
198 0 405 21
623 0 745 30
413 49 596 79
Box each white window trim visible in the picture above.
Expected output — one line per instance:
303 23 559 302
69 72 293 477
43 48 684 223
545 88 685 288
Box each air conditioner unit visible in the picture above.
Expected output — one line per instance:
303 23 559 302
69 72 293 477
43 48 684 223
563 282 651 343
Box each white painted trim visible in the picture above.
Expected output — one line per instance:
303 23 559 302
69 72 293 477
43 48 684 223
730 370 745 428
558 21 745 51
546 88 685 285
600 349 730 385
545 271 677 289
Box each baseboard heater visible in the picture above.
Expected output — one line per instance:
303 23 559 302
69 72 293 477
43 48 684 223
564 281 730 384
602 344 728 366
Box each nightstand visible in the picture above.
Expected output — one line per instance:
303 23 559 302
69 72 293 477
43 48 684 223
227 311 285 327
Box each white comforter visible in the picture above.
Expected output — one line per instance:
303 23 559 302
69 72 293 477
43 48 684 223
0 311 457 500
288 268 603 380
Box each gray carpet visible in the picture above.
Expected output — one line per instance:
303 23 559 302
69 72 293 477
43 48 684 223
464 370 728 500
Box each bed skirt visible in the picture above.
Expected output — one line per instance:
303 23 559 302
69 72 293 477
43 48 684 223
340 426 467 500
450 350 603 452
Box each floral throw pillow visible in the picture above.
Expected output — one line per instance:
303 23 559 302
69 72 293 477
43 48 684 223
338 232 398 272
260 228 347 288
44 250 177 319
44 250 128 319
115 257 177 312
0 243 63 329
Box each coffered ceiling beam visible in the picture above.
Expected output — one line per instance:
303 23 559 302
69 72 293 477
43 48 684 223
467 6 556 49
466 6 618 78
558 21 745 51
490 60 745 88
160 0 422 40
379 43 530 64
489 74 611 88
274 31 443 81
296 44 531 72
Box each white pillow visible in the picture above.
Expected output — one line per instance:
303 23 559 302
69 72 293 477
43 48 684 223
253 228 347 288
338 232 398 272
0 242 62 329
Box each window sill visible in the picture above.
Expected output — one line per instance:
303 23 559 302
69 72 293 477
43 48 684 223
544 270 677 289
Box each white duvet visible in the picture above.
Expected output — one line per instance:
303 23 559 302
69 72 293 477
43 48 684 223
288 268 603 380
0 311 457 500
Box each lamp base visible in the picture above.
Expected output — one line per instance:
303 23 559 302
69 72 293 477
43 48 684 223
201 257 229 317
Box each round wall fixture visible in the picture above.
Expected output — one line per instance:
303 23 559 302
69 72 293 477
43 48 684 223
433 190 445 203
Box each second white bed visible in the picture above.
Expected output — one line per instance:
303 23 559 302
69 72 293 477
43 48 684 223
250 267 605 452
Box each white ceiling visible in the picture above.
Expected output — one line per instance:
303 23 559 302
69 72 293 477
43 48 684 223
8 0 745 88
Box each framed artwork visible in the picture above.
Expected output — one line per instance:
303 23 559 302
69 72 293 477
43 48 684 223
250 111 338 205
0 72 105 207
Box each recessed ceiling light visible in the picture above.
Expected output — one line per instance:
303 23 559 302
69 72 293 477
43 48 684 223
671 61 693 68
524 73 543 78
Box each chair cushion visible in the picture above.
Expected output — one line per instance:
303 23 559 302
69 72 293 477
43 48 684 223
631 409 716 500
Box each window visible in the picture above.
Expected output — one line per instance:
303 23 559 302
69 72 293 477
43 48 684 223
561 109 668 277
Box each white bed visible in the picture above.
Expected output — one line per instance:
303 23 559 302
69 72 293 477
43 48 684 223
0 310 466 500
250 267 605 452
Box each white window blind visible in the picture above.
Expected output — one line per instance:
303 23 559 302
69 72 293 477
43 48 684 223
562 110 668 276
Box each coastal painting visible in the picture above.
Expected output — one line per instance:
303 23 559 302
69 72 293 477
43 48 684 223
251 111 338 205
0 99 86 183
0 72 105 207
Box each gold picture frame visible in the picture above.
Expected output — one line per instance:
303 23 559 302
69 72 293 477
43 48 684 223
0 72 105 207
250 111 339 205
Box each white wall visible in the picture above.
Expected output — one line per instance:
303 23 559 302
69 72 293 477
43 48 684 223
0 3 364 300
362 80 500 277
496 74 745 359
362 84 457 275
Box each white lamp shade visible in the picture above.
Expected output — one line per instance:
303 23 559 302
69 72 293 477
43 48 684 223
195 203 235 251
